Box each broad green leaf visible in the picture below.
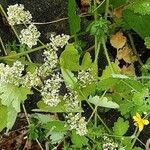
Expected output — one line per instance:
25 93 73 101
80 52 92 70
113 117 129 136
123 9 150 39
110 0 127 8
101 62 121 80
144 37 150 49
71 131 88 148
61 68 77 89
0 83 32 112
68 0 80 35
0 102 7 131
50 132 65 144
128 0 150 15
43 121 68 132
88 95 119 109
60 44 80 71
132 88 149 106
7 106 17 131
28 124 39 140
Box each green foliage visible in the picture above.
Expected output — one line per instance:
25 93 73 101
113 117 129 136
123 9 150 39
60 44 80 71
128 0 150 15
71 131 88 148
0 102 7 131
88 95 119 109
144 37 150 48
0 83 32 112
68 0 80 35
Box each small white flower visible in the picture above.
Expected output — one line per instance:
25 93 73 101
19 24 40 48
49 34 70 50
64 91 79 111
41 73 62 107
78 69 94 87
66 113 87 136
7 4 32 25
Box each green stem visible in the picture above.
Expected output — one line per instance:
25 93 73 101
104 0 110 19
94 106 98 127
0 5 20 40
0 37 7 55
131 130 141 149
0 45 45 60
102 38 114 73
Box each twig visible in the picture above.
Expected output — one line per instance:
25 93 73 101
0 36 7 55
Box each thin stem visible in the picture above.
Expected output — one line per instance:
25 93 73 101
131 130 141 149
104 0 110 19
128 33 143 66
0 5 20 40
22 104 44 150
0 45 45 60
92 0 106 13
0 37 7 55
102 38 114 73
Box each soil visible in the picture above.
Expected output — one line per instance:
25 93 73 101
0 0 150 149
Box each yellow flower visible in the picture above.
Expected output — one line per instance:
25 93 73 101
133 113 149 132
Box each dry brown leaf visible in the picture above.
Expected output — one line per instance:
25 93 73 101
117 46 138 63
110 31 127 49
121 64 135 75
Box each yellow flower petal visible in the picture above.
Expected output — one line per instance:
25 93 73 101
142 119 149 125
133 116 139 122
136 113 141 119
138 123 144 132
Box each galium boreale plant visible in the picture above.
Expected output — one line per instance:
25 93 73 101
0 0 150 149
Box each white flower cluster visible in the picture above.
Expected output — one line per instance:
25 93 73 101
77 69 94 87
102 136 118 150
19 24 41 48
23 70 41 88
0 61 24 86
41 73 62 106
7 4 32 25
64 91 79 111
50 34 70 50
66 113 87 136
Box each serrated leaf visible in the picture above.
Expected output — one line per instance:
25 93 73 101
123 9 150 39
80 52 92 70
68 0 80 35
71 131 88 148
0 102 7 131
60 44 80 71
101 62 121 80
88 95 119 109
132 88 149 106
50 132 65 144
128 0 150 15
61 68 77 89
144 37 150 49
113 117 129 136
7 106 17 131
0 83 32 112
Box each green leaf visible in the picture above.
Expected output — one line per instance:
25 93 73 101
50 132 65 144
128 0 150 15
144 37 150 49
88 96 119 109
60 44 80 71
61 68 77 89
0 83 32 112
7 106 17 131
101 62 121 80
68 0 80 35
80 52 92 70
113 117 129 136
43 121 68 132
71 131 88 148
110 0 127 8
0 102 7 131
28 124 39 140
123 9 150 39
132 88 149 106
